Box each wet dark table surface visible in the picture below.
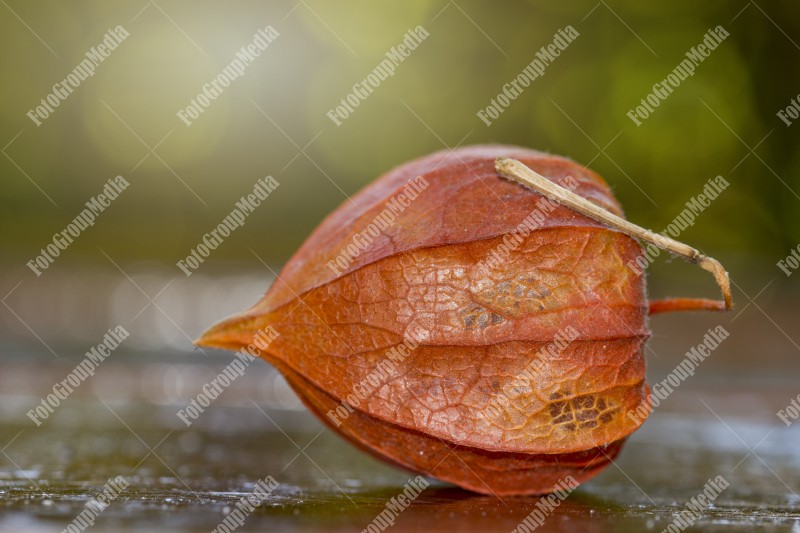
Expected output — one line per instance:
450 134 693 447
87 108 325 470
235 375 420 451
1 315 799 532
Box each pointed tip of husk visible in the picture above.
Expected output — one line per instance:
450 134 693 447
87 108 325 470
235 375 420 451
194 312 259 352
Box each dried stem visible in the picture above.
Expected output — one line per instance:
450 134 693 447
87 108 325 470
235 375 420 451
495 157 732 311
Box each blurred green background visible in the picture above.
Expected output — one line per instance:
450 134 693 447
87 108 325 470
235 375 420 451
2 0 798 264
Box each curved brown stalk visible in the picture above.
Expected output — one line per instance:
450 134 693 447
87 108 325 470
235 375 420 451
495 157 733 312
